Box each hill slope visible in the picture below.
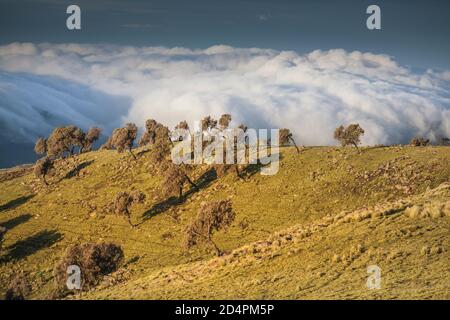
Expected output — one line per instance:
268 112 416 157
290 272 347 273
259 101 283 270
0 146 449 299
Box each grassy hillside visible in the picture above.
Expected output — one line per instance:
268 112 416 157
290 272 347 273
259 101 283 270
0 146 449 299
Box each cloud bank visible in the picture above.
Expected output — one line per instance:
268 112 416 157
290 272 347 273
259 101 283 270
0 42 450 146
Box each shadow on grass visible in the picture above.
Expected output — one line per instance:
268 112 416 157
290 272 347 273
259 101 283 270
2 230 62 262
63 160 94 180
0 195 35 212
141 168 217 222
0 213 32 230
241 152 282 178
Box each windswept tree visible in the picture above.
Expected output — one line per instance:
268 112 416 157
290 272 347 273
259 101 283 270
82 127 102 152
34 157 54 185
200 115 218 132
173 120 190 142
334 124 365 151
163 162 198 199
279 128 300 153
71 127 85 154
34 137 47 155
113 190 146 227
46 126 84 158
139 119 172 148
183 199 235 256
46 127 73 158
218 114 232 130
175 120 189 132
410 137 430 147
109 123 138 159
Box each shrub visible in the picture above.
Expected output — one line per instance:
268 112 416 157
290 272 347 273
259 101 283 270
4 275 31 300
410 137 430 146
334 124 365 150
34 157 54 185
114 191 146 227
183 199 235 256
53 243 124 295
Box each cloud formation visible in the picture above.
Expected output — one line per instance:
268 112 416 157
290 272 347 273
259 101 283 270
0 42 449 146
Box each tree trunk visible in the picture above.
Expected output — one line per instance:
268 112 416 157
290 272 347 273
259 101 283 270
184 174 198 190
129 147 137 160
179 186 183 199
125 210 135 228
209 238 223 256
234 165 243 179
289 137 300 154
42 174 48 186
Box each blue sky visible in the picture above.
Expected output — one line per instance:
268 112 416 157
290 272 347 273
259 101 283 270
0 0 449 70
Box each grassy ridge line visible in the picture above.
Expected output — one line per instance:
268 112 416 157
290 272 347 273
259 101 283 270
78 182 450 299
0 146 449 299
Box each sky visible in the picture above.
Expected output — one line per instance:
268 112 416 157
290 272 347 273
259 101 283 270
0 0 450 168
0 0 450 70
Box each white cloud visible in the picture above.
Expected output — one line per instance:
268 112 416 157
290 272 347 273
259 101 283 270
0 43 449 146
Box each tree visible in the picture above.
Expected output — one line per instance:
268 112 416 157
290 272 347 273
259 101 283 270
82 127 102 152
441 137 450 146
174 120 190 142
34 157 54 185
183 199 235 256
410 137 430 147
46 127 73 158
219 114 232 129
113 191 146 227
334 124 365 151
34 137 47 155
71 127 86 154
279 128 300 153
175 120 189 131
162 161 198 199
200 115 217 132
139 119 172 147
110 123 138 159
